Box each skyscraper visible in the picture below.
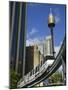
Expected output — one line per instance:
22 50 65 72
44 36 53 57
10 1 26 77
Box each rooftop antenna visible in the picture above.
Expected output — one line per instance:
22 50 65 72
50 8 52 15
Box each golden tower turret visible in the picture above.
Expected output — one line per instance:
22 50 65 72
48 8 55 28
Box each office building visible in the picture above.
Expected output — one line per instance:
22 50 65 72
25 45 41 75
10 1 26 77
44 36 53 56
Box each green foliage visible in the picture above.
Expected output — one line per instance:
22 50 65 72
49 71 62 84
9 69 21 89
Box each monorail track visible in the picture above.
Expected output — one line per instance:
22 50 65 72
17 36 66 88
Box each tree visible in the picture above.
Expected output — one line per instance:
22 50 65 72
49 71 62 84
9 69 21 89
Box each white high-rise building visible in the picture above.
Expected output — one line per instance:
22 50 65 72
37 43 43 54
44 36 54 65
44 35 53 56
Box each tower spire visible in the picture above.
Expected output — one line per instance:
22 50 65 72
48 8 55 28
50 8 52 14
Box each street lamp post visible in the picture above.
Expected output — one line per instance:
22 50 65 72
48 8 55 57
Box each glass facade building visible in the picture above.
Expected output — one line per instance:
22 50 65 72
9 1 26 77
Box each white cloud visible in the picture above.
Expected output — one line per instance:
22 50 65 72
29 28 38 36
55 15 60 24
26 37 42 46
26 35 62 59
26 27 38 39
26 39 34 46
54 8 60 24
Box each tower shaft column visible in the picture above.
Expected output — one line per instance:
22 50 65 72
51 27 54 57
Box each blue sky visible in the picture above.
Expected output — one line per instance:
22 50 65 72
26 3 66 47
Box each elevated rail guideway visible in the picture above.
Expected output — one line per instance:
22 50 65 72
17 36 66 88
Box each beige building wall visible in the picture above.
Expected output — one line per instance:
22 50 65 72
33 45 44 87
34 45 40 68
